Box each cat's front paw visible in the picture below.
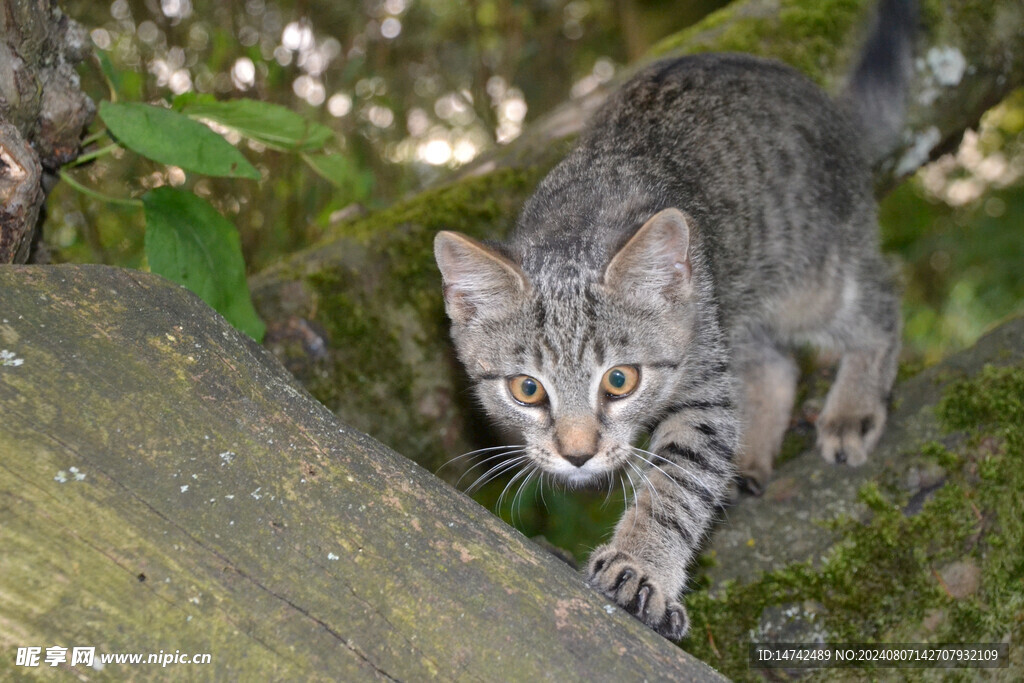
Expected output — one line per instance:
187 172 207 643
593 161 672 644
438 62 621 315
816 399 886 467
586 546 689 640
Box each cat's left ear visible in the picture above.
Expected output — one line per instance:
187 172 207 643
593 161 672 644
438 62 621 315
434 231 531 324
604 208 692 302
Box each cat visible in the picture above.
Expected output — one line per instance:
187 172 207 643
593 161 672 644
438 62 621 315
434 0 914 640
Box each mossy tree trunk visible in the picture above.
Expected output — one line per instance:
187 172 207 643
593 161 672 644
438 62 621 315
0 265 723 680
253 0 1024 476
0 0 93 263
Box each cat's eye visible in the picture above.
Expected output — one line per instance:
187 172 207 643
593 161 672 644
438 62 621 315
601 365 640 398
508 375 547 405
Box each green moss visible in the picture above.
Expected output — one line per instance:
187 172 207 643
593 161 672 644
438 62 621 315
305 270 413 403
920 439 963 469
682 361 1024 680
919 0 999 48
938 364 1024 433
329 166 546 243
897 356 930 382
651 0 871 87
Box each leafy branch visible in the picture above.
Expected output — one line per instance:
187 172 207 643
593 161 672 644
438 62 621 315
62 84 368 341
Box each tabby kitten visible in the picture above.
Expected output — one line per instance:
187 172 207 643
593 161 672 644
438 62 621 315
435 0 913 639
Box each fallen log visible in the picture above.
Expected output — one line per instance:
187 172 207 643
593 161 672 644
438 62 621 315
0 265 723 681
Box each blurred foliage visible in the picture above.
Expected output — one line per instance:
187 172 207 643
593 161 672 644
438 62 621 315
881 90 1024 365
43 0 1024 556
50 0 726 273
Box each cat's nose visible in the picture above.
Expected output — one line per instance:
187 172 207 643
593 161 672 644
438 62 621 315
562 451 595 467
555 415 599 467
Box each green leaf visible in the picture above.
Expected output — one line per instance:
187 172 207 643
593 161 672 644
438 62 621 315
143 188 265 341
178 96 333 152
100 101 260 179
302 153 374 198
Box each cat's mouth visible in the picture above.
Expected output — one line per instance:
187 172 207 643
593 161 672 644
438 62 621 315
546 451 614 488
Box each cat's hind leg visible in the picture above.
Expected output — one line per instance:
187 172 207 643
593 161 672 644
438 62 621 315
733 340 798 494
816 259 901 466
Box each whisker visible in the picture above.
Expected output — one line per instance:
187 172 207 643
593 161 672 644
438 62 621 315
630 445 693 476
623 466 639 536
632 448 731 529
465 455 529 494
437 444 525 475
512 467 537 527
629 447 692 494
497 464 533 511
509 469 525 525
538 472 550 511
601 470 616 508
626 458 663 514
455 449 526 489
628 455 691 508
468 455 529 494
464 444 528 456
635 445 733 490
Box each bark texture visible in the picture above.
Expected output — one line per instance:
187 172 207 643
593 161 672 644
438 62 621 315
253 0 1024 475
0 0 93 263
0 265 724 681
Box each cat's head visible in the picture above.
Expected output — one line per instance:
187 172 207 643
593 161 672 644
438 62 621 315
435 209 697 486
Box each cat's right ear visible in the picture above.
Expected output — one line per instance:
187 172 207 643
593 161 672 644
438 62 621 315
434 231 530 325
604 208 693 303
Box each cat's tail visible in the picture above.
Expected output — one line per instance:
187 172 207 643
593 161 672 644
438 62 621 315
841 0 918 166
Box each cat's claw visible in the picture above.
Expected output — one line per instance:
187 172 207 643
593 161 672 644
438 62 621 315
586 547 690 640
737 474 764 497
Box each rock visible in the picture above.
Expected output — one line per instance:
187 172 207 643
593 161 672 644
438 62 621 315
755 601 829 645
939 560 982 599
921 608 947 633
